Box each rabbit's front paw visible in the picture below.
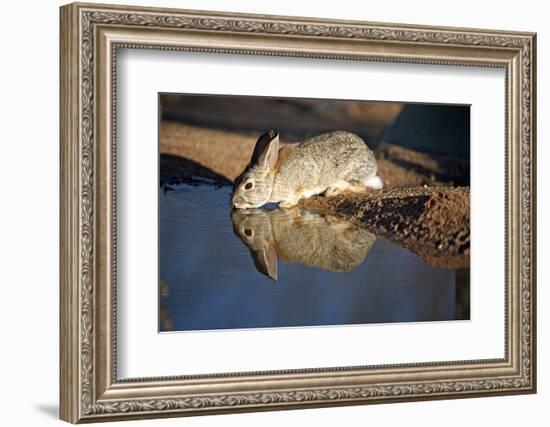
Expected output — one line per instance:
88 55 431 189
325 186 346 197
279 198 299 208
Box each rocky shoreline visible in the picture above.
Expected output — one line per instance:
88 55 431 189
301 186 469 269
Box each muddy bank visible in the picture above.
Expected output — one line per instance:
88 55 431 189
301 187 470 269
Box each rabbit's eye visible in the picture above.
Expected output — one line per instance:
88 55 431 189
244 182 253 190
244 229 253 237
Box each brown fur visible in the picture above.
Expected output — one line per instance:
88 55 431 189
274 144 296 171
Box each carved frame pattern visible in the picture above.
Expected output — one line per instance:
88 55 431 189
60 2 536 423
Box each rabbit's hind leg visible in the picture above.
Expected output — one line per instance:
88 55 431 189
326 180 364 197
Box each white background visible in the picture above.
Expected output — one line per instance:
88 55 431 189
118 50 504 377
0 0 546 426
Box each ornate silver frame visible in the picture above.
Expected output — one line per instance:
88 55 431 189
60 2 537 423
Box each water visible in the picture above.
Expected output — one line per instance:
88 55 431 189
159 184 469 332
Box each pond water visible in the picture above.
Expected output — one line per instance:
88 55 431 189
159 184 469 332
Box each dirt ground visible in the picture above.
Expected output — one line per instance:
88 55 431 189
159 120 470 269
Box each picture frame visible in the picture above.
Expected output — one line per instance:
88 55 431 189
59 2 537 423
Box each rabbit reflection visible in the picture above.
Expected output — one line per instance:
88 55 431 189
231 207 376 281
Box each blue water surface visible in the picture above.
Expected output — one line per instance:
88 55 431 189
159 184 468 332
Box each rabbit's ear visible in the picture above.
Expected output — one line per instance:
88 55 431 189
251 130 279 171
251 241 278 282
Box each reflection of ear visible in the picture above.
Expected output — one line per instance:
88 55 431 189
251 241 278 282
251 130 279 171
263 243 278 282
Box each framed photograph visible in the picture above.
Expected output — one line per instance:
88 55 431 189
60 2 537 423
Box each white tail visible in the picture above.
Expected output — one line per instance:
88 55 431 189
364 175 383 190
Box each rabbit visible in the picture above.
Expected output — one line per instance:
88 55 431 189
231 130 383 209
231 207 376 281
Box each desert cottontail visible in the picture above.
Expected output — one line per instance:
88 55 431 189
231 207 376 281
231 130 383 209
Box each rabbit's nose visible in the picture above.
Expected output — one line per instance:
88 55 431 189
231 194 245 208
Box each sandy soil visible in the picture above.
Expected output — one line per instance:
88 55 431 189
160 122 254 184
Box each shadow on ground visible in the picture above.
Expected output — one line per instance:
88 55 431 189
35 404 58 419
